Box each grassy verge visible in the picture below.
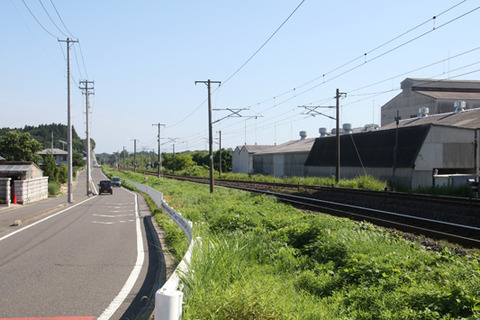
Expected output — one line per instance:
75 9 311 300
106 168 480 319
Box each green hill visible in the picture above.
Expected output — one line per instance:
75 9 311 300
0 123 95 154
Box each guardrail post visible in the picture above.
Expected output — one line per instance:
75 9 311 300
155 290 183 320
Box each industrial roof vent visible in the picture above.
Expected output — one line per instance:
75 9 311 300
319 127 327 137
453 100 466 113
343 123 352 134
331 128 344 135
418 107 429 118
299 131 307 140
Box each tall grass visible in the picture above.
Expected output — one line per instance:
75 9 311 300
176 166 388 191
107 168 480 319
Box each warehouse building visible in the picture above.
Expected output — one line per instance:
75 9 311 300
381 78 480 126
251 133 316 178
306 107 480 189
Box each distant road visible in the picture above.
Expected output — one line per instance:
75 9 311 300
0 168 152 319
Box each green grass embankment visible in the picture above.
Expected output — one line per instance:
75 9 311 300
108 169 480 319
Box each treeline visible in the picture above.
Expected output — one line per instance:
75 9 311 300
0 123 94 154
98 149 233 173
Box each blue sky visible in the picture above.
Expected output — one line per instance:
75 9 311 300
1 1 479 153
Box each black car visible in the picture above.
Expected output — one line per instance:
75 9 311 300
99 180 113 195
111 177 121 187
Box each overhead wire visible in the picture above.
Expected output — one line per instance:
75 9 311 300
170 1 307 129
20 0 58 38
236 1 476 116
222 0 307 86
49 0 76 37
37 0 68 37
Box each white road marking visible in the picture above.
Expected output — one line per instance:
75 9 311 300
92 221 115 225
0 197 96 242
93 214 134 218
97 190 145 320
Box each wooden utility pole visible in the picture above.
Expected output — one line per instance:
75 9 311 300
195 79 221 193
58 38 78 203
152 123 165 178
79 80 94 195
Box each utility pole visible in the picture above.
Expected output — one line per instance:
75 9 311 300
392 110 400 184
132 139 137 173
335 89 347 184
217 130 222 177
172 143 176 174
79 80 94 196
123 146 126 170
152 123 165 178
58 38 78 203
195 79 221 193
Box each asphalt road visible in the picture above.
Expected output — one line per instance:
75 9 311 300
0 168 157 319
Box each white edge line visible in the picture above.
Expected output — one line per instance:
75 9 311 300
0 196 96 243
97 189 145 320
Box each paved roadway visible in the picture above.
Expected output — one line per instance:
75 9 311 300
0 168 163 319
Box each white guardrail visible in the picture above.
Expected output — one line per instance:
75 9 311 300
125 180 195 320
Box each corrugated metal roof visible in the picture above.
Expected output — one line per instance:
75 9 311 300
243 145 272 153
305 126 430 168
415 91 480 100
0 163 35 172
381 107 480 130
254 138 315 155
403 78 480 91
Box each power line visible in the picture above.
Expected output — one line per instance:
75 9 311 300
234 1 477 117
49 0 76 37
171 1 307 129
222 0 307 86
20 0 57 38
77 43 89 79
38 0 68 37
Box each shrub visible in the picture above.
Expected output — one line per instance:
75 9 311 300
48 182 60 196
57 164 68 184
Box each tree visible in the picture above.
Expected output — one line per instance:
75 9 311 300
214 149 233 173
72 150 86 168
192 151 209 167
58 164 68 183
162 152 195 171
0 130 42 163
41 153 58 182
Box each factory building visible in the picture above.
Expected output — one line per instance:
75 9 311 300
381 78 480 126
233 131 316 177
252 134 316 178
305 122 478 189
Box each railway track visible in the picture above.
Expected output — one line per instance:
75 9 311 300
141 170 480 247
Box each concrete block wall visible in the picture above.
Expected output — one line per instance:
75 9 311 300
14 177 48 204
0 178 11 207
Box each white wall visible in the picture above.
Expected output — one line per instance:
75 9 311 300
0 178 11 206
14 177 48 204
